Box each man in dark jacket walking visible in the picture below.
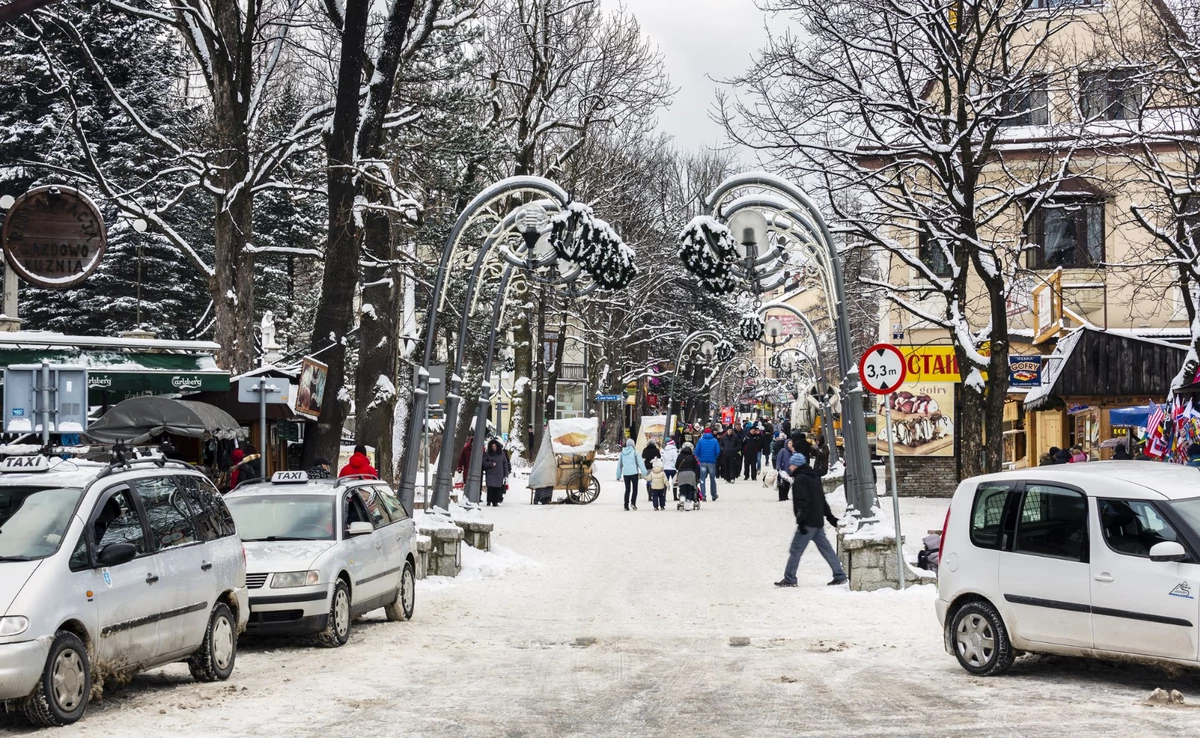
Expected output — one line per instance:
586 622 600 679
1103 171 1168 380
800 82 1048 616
642 439 662 496
742 426 764 480
775 452 847 587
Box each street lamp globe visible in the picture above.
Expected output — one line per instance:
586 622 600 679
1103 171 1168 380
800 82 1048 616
0 195 14 210
515 205 550 257
727 208 769 259
764 317 784 343
132 218 148 233
699 340 716 360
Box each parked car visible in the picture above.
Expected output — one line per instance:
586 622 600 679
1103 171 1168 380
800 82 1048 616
0 454 248 727
225 471 416 647
937 462 1200 676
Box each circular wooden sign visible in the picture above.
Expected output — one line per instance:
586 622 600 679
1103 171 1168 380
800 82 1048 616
1 185 107 289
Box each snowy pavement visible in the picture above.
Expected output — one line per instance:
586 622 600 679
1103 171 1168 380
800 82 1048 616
8 462 1200 736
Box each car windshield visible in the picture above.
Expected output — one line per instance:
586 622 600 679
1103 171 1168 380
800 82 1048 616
0 486 85 560
1167 497 1200 539
226 494 335 541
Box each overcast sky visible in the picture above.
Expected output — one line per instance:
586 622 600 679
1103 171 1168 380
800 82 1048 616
619 0 770 153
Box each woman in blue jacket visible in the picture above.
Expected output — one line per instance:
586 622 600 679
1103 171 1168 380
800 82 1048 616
616 438 648 510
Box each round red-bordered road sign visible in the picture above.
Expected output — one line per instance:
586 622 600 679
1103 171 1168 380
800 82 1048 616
859 343 907 395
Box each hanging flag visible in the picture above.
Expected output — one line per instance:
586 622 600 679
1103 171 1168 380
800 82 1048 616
1146 402 1166 458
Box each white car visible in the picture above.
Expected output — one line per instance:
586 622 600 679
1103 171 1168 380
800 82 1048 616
225 471 417 647
0 454 248 726
937 461 1200 676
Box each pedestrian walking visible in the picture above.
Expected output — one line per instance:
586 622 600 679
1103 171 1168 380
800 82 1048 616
456 435 474 474
675 442 700 510
774 437 794 502
775 451 847 588
648 459 669 510
1069 445 1088 463
232 444 263 487
694 427 720 501
616 438 648 510
339 444 379 478
813 435 830 477
642 438 662 497
1112 444 1132 460
720 428 741 482
792 432 814 460
307 457 333 479
482 438 511 506
662 439 679 500
742 425 764 481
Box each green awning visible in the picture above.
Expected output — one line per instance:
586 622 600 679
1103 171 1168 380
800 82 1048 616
0 348 229 404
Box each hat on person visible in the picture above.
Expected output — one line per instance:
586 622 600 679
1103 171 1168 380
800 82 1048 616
789 452 808 468
682 442 694 451
653 459 664 470
315 457 330 467
666 439 676 447
232 449 245 464
704 427 712 434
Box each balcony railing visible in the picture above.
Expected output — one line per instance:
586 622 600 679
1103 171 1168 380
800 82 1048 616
558 363 587 381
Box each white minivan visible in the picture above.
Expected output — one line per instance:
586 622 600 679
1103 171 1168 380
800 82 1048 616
937 462 1200 676
0 455 248 726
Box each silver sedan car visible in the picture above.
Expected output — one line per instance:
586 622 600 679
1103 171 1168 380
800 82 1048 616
225 472 417 647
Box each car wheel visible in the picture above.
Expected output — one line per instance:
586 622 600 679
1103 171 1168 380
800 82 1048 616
950 600 1014 676
316 579 352 647
188 603 237 682
23 631 91 727
385 562 416 622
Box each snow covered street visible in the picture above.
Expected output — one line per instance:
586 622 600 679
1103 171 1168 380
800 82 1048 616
8 460 1200 737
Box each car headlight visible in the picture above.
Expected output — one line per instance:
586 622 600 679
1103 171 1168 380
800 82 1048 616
271 571 320 588
0 616 29 637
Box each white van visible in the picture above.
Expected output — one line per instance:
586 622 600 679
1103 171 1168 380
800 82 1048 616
937 462 1200 676
0 455 248 726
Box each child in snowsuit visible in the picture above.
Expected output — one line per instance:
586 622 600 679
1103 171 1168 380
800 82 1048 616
675 442 699 510
647 459 669 511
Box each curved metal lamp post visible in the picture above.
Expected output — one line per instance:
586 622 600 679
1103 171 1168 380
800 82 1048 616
660 330 723 445
680 172 876 521
772 347 840 466
399 176 630 514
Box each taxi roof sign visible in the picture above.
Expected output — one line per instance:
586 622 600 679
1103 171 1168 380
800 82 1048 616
0 455 51 473
270 470 308 484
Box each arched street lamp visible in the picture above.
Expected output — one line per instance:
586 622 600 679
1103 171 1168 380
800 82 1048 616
399 176 636 514
677 172 877 521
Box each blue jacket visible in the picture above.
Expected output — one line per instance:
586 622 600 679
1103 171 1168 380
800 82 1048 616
616 443 648 478
694 433 720 464
775 445 792 471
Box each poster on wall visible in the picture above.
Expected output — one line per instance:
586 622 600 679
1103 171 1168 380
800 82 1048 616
877 381 955 457
295 357 328 419
634 414 668 454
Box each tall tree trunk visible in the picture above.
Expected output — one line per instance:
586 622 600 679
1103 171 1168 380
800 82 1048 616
354 183 399 479
208 0 256 372
303 0 370 466
544 313 567 421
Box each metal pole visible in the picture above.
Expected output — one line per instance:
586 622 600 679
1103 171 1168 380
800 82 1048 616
886 391 904 590
40 360 50 447
259 378 268 480
423 403 430 511
397 176 569 515
465 265 514 504
706 172 876 524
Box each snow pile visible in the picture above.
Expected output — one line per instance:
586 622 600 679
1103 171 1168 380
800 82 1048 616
419 543 536 591
822 458 845 479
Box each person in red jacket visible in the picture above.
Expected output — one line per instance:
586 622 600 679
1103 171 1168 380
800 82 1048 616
339 444 379 478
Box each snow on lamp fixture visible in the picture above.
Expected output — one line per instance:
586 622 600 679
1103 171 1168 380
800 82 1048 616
516 205 549 256
739 313 765 342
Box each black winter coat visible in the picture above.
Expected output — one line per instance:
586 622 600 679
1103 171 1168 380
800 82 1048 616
813 444 830 476
791 466 833 529
742 432 764 456
719 434 740 455
642 444 661 466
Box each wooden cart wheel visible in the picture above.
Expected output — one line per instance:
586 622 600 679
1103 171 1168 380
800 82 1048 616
567 473 600 504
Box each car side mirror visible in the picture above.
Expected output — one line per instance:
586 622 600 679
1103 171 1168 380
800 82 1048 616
1150 541 1187 563
347 521 374 537
96 542 138 567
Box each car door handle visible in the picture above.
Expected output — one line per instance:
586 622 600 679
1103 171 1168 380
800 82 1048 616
146 574 159 584
200 561 213 571
1094 573 1114 583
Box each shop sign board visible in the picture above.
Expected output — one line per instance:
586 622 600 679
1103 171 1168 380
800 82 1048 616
1 186 107 288
296 358 329 419
1008 355 1043 388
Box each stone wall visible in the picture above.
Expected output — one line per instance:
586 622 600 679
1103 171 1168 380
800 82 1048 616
890 456 957 497
837 530 937 592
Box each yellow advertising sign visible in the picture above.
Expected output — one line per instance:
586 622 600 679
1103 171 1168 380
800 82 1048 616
901 347 962 382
